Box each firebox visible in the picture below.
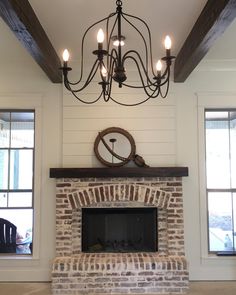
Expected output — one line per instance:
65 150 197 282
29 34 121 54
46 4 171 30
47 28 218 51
82 207 158 253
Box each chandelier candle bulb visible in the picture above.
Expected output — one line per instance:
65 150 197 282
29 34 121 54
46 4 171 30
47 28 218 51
62 49 70 67
101 66 107 77
164 35 172 57
97 29 105 50
156 60 162 75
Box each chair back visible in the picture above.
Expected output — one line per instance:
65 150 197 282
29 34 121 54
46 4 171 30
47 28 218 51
0 218 17 253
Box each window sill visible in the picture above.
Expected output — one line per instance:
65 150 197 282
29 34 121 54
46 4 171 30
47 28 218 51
217 251 236 256
201 254 236 266
0 254 40 266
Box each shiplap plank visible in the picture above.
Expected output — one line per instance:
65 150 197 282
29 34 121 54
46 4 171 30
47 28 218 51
63 130 176 144
63 92 176 107
63 142 175 156
129 130 176 143
63 155 176 167
63 118 176 131
63 105 175 119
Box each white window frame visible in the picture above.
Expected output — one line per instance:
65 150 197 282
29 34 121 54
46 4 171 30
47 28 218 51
198 92 236 264
0 94 42 262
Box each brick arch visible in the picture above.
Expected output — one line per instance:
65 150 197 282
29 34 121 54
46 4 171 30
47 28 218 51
68 184 170 209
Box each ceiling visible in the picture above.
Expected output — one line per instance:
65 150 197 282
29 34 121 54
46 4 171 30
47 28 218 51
197 17 236 72
1 0 236 82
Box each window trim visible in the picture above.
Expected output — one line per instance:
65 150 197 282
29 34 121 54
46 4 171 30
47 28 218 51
205 108 236 253
198 93 236 261
0 94 42 261
0 109 35 256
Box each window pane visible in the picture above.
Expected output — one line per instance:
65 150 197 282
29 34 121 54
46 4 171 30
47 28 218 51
0 193 7 207
233 194 236 251
8 192 32 207
205 118 230 188
11 112 34 148
208 192 233 251
0 149 8 189
0 112 10 148
0 110 35 256
0 209 33 254
230 117 236 187
9 149 33 189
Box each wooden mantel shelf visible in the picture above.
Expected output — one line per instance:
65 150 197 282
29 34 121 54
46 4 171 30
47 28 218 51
49 167 189 179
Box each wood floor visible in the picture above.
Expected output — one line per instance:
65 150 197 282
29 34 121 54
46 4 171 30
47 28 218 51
0 281 236 295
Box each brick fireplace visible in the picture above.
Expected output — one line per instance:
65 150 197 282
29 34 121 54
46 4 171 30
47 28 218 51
50 167 189 294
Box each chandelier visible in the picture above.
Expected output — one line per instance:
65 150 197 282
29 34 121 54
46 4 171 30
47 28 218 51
61 0 175 106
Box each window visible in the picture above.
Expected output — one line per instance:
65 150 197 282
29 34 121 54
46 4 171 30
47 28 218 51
205 109 236 253
0 110 34 255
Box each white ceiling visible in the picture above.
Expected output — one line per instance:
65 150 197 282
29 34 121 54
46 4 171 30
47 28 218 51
198 17 236 72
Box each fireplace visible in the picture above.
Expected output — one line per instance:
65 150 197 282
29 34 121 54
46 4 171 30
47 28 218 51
82 207 158 253
50 167 189 294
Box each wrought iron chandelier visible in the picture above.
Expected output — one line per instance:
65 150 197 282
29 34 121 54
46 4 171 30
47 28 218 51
61 0 175 106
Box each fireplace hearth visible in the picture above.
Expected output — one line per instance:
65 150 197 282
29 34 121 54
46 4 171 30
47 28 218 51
50 167 189 294
82 207 157 253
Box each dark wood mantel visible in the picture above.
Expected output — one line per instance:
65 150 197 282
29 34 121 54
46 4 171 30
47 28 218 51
50 167 188 179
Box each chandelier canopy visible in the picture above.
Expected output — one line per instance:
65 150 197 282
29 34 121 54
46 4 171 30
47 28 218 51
61 0 175 106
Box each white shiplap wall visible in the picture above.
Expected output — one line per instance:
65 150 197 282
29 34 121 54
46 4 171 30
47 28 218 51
63 85 177 167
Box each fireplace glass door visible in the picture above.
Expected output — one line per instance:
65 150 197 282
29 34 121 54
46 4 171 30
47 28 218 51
82 207 157 253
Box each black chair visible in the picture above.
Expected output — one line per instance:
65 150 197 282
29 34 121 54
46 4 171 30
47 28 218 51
0 218 17 253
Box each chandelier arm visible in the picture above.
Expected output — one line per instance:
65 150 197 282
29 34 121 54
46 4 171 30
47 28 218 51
159 62 171 81
64 59 100 93
100 59 109 82
121 12 155 76
108 94 153 106
122 52 171 89
122 55 160 98
160 78 170 98
106 14 119 58
123 50 167 81
71 12 117 85
107 48 119 78
122 51 157 89
124 56 165 100
65 60 100 91
107 58 116 96
99 49 118 94
70 89 104 105
101 58 116 102
121 14 148 73
102 90 110 102
158 67 171 87
108 48 119 63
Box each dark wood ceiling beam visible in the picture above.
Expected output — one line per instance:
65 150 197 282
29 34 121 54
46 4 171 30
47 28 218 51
174 0 236 82
0 0 62 83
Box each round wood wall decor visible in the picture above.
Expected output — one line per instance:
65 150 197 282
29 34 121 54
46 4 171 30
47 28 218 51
94 127 136 167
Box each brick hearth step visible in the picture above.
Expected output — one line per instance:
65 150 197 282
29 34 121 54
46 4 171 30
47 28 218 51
52 253 188 294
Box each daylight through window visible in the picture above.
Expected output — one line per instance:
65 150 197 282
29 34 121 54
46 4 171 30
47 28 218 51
0 110 34 255
205 109 236 253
